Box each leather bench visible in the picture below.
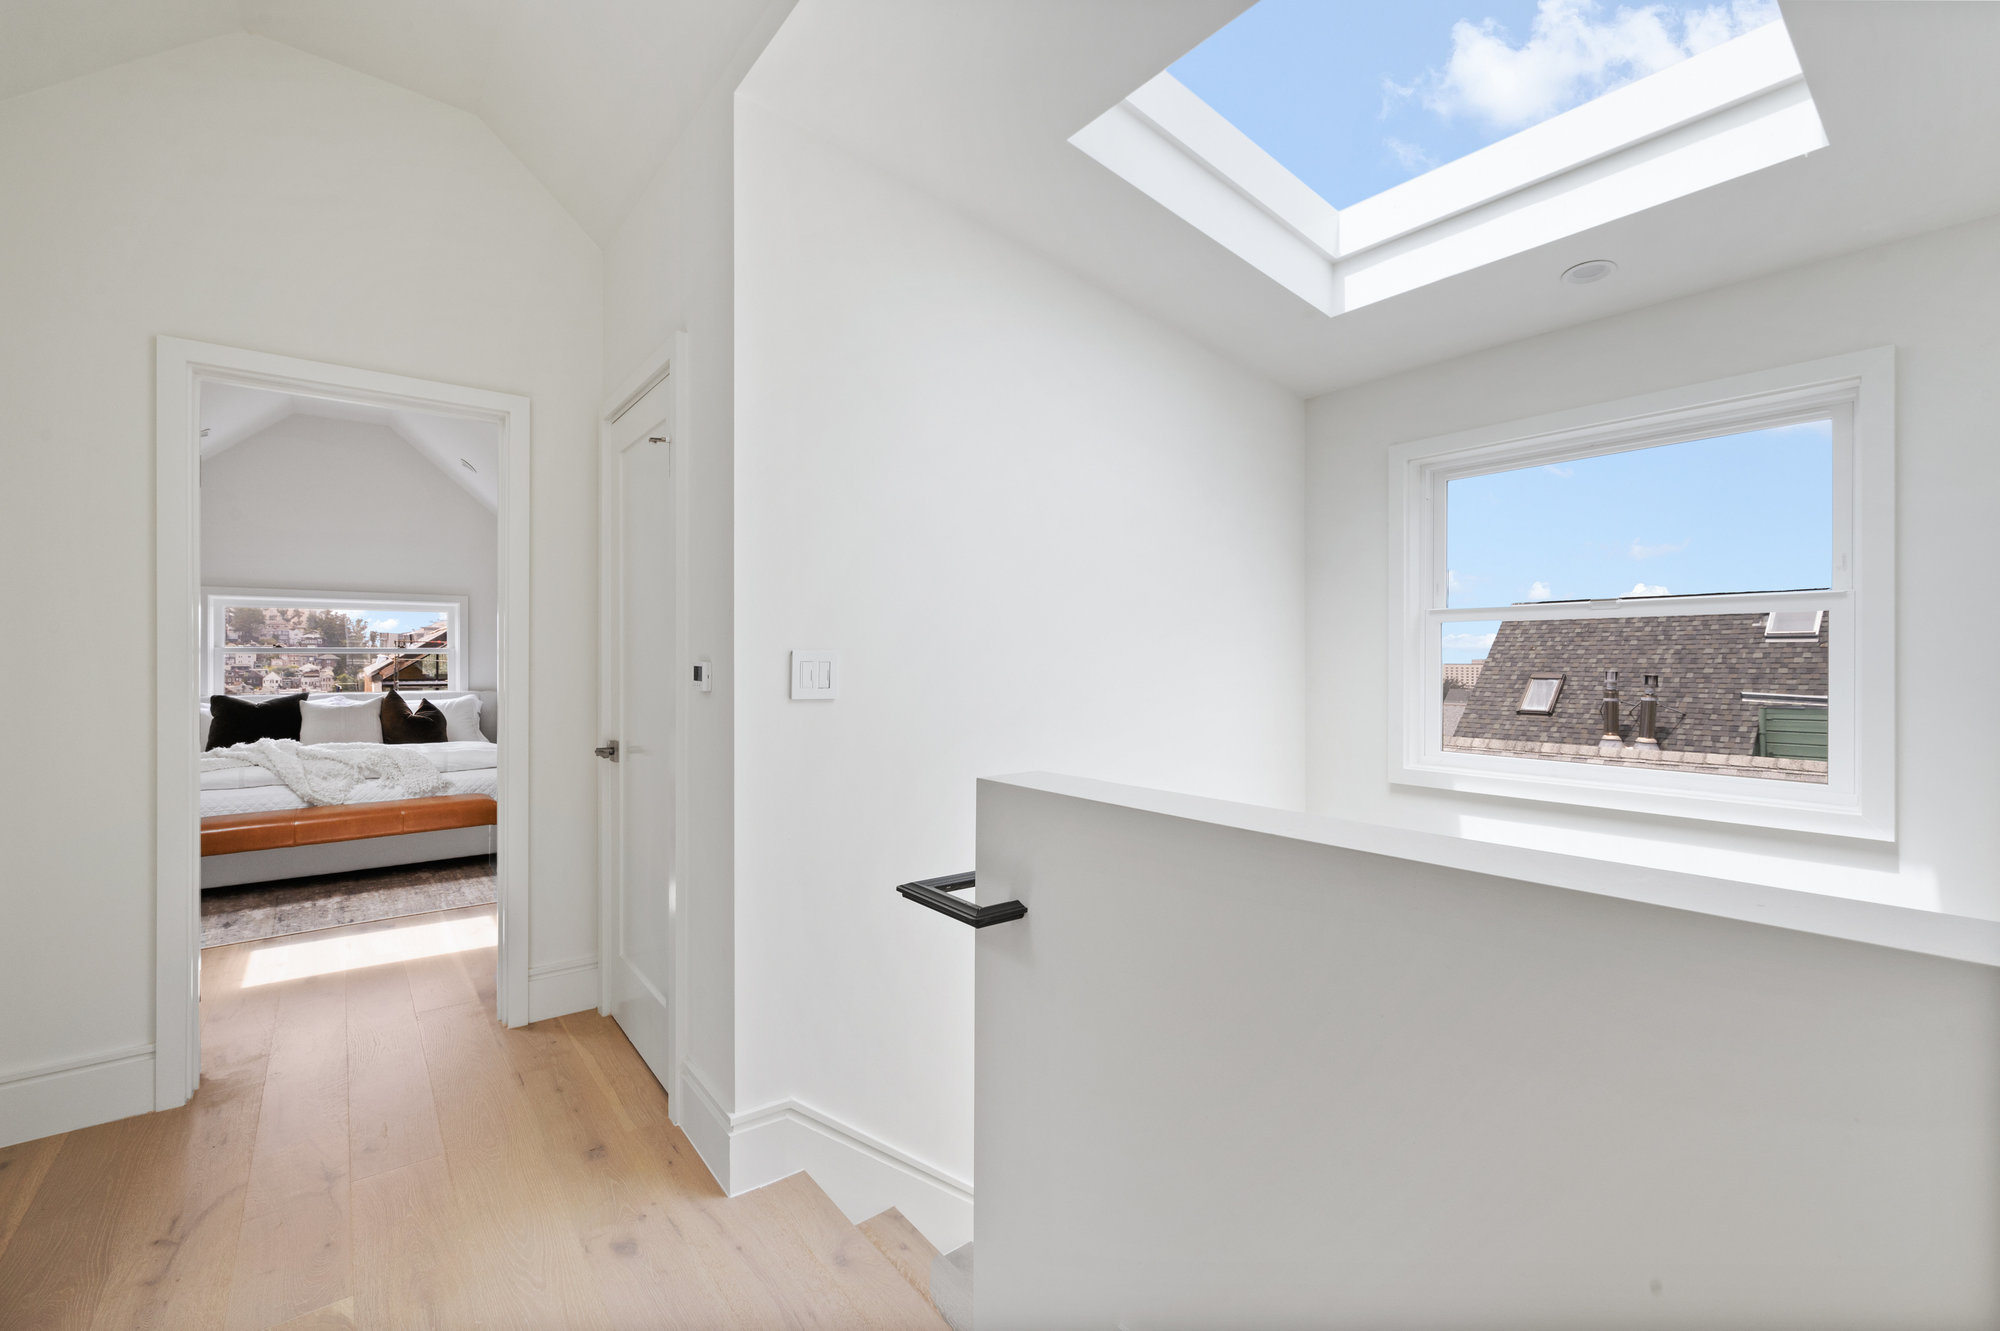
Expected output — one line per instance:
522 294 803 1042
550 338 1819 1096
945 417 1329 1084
200 794 497 856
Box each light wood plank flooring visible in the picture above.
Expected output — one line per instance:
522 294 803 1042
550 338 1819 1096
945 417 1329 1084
0 906 947 1330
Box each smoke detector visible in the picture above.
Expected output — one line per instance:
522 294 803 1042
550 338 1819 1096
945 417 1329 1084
1561 259 1618 285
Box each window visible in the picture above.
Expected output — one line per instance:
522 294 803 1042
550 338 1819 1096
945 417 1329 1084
1764 609 1823 638
1170 0 1785 210
1392 349 1895 839
203 589 466 699
1516 675 1564 715
1071 0 1823 314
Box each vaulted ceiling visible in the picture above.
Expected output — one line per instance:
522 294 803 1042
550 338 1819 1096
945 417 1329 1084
0 0 788 241
10 2 2000 397
201 382 503 512
745 0 2000 395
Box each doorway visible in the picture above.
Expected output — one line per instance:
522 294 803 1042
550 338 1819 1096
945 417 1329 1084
596 341 689 1107
154 338 533 1110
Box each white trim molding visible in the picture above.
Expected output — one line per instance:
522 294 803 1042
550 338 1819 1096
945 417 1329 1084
155 337 534 1118
527 956 601 1024
0 1044 155 1149
677 1065 974 1255
1386 347 1896 841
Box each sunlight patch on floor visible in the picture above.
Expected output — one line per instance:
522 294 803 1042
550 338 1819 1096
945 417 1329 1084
240 911 496 986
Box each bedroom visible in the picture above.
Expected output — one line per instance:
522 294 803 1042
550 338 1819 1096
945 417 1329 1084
195 381 504 959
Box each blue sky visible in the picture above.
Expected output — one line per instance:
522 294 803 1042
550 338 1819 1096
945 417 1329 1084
313 610 439 634
1440 421 1832 662
1170 0 1778 207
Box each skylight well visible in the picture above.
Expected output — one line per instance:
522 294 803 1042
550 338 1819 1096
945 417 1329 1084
1072 0 1826 314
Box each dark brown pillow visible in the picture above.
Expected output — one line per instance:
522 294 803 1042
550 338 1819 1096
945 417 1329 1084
381 688 449 745
205 691 307 750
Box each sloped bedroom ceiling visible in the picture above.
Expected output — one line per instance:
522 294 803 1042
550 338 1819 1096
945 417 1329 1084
0 0 789 241
201 383 501 512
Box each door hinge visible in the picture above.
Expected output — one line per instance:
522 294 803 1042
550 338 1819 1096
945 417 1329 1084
595 740 620 762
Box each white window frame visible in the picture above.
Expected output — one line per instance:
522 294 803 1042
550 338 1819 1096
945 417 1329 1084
1071 21 1823 315
202 586 468 699
1387 348 1895 841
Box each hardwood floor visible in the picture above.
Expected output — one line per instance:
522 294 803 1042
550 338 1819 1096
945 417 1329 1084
0 906 947 1330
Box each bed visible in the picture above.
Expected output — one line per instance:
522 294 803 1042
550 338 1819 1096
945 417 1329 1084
199 691 499 889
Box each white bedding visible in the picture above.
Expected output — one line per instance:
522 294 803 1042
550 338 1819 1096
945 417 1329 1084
200 741 497 789
200 740 498 817
202 766 498 816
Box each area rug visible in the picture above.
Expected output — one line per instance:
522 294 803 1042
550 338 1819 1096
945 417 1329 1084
201 855 497 947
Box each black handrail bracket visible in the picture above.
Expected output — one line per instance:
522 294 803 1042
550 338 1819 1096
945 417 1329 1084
896 871 1026 927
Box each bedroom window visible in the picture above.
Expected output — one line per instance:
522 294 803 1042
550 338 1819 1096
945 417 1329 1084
1393 349 1895 840
203 588 467 698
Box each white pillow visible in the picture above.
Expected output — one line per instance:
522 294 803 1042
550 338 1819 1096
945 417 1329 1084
300 694 385 745
425 692 484 743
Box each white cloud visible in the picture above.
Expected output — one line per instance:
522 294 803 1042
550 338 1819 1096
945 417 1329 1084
1629 537 1689 559
1528 580 1552 599
1424 0 1780 130
1447 569 1465 594
1541 464 1574 477
1384 136 1438 173
1443 631 1498 653
1627 581 1671 596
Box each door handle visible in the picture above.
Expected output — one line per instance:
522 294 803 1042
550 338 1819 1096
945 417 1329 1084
595 740 619 762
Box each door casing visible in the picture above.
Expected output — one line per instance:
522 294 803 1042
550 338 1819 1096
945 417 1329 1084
154 336 533 1109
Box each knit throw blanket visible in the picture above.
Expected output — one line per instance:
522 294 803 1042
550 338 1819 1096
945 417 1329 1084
201 739 447 806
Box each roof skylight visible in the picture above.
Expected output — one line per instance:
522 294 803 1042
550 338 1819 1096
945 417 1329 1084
1070 0 1823 315
1170 0 1783 209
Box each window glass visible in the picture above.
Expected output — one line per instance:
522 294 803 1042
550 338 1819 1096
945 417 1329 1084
1439 611 1829 783
1446 422 1832 607
1171 0 1782 208
221 604 447 649
212 599 456 696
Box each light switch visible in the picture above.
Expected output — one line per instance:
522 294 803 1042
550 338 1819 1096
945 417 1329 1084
790 650 839 700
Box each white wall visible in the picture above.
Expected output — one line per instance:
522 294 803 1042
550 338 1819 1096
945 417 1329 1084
976 774 2000 1329
0 34 601 1140
1307 213 2000 926
201 414 500 690
728 95 1305 1243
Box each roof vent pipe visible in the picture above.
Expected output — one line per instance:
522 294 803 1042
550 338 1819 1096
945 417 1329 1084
1634 673 1662 756
1599 669 1623 755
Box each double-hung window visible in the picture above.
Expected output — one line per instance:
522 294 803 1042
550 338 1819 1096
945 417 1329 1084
1391 349 1894 839
202 588 467 699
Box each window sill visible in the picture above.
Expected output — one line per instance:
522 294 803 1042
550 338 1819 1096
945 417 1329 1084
1394 748 1883 841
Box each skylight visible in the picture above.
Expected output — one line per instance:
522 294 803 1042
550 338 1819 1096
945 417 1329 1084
1170 0 1783 209
1070 0 1824 315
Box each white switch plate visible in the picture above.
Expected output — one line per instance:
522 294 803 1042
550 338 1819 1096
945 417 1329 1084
790 650 839 700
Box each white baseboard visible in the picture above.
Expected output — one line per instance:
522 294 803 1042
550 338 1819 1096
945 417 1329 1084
676 1061 735 1191
679 1065 973 1253
526 956 599 1023
0 1043 156 1149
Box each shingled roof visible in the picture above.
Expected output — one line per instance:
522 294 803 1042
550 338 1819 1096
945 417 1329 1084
1453 612 1828 756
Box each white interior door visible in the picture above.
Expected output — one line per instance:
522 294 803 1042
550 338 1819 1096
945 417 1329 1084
601 372 680 1092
